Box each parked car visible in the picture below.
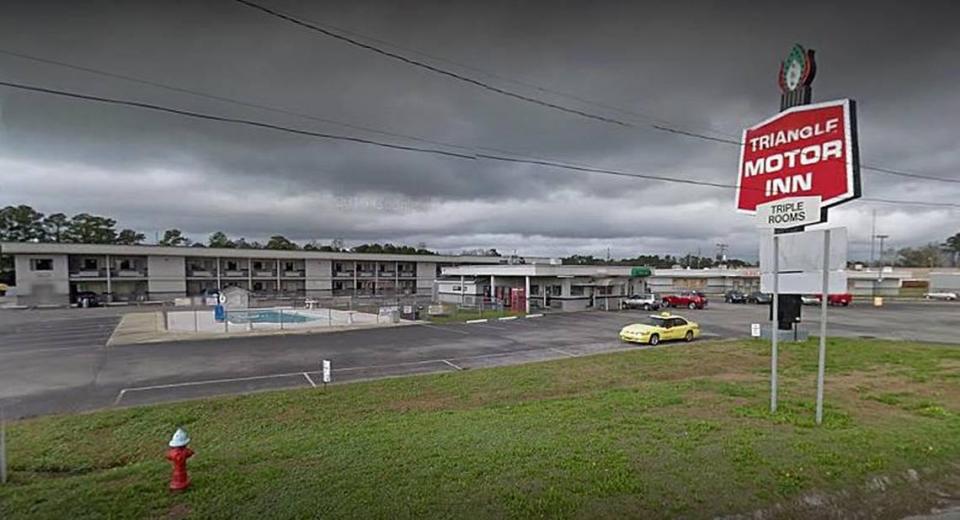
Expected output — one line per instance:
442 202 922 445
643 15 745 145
619 312 701 345
622 294 661 311
828 293 853 306
801 293 853 306
925 292 958 301
0 282 7 296
724 290 747 304
74 291 101 308
662 291 708 309
746 291 772 304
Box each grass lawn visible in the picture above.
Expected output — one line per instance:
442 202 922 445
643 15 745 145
1 338 959 519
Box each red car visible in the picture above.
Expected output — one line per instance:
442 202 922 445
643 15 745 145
662 291 708 309
802 293 853 306
828 293 853 306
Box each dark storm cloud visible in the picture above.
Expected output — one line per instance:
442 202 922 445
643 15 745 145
1 0 958 258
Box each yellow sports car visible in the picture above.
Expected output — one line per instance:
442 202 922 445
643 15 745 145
619 312 701 345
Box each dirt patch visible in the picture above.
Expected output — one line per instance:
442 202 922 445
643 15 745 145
720 465 960 520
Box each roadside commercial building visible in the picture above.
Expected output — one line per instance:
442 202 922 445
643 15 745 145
649 266 916 297
437 264 651 312
0 242 520 306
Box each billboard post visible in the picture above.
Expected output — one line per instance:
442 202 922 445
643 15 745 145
739 45 859 421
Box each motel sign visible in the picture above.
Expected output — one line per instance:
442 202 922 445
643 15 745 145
736 99 860 216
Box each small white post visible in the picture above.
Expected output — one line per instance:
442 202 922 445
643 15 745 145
771 234 780 414
322 359 332 390
816 229 831 425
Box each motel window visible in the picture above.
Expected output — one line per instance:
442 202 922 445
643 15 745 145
253 261 263 270
571 286 584 296
452 285 461 292
227 261 238 270
120 259 132 270
530 285 540 295
551 285 562 295
31 258 54 271
285 262 295 271
334 262 342 272
253 282 263 291
83 258 98 270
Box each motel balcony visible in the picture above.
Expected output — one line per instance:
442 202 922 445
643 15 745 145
222 269 248 277
333 270 355 278
187 269 214 277
283 269 305 278
114 269 147 278
70 268 107 278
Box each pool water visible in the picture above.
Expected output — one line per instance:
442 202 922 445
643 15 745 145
226 310 318 324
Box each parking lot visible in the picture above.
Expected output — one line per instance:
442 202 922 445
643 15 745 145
0 301 956 419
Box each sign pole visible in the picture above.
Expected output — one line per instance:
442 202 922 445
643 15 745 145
770 234 779 413
815 229 831 424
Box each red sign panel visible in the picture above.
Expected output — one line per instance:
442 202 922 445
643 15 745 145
736 99 859 213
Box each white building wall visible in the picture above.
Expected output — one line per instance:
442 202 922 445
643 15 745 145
417 262 437 294
930 273 960 291
305 258 333 297
14 254 69 305
147 255 186 299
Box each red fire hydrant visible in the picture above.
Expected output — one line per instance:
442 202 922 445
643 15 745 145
165 427 194 492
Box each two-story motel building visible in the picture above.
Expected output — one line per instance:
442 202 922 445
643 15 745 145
0 242 512 306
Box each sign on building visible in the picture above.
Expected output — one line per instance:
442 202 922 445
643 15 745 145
736 99 860 220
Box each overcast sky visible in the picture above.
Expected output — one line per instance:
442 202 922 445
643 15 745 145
1 0 958 260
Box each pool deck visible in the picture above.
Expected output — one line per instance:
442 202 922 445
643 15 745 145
107 311 415 346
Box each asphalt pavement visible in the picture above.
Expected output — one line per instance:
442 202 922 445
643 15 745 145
0 301 956 419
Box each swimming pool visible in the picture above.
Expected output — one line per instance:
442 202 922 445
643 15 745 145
225 310 319 324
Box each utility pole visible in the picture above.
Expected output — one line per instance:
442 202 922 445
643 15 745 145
869 209 877 267
876 234 889 268
716 243 729 262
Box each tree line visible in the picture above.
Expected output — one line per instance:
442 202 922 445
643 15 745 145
562 253 754 269
0 204 435 255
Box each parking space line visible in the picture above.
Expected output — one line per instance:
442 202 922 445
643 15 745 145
550 347 578 357
441 359 463 371
114 371 309 404
417 323 470 335
110 341 658 408
0 345 102 358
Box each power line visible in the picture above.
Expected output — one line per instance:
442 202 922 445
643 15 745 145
232 0 959 186
0 47 477 156
2 78 959 210
231 0 630 128
229 0 736 141
0 79 475 160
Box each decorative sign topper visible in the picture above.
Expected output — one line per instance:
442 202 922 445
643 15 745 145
779 44 816 93
736 99 860 214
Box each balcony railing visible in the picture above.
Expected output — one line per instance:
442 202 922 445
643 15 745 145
115 269 147 277
71 268 106 278
283 270 305 278
187 269 214 277
222 269 247 277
